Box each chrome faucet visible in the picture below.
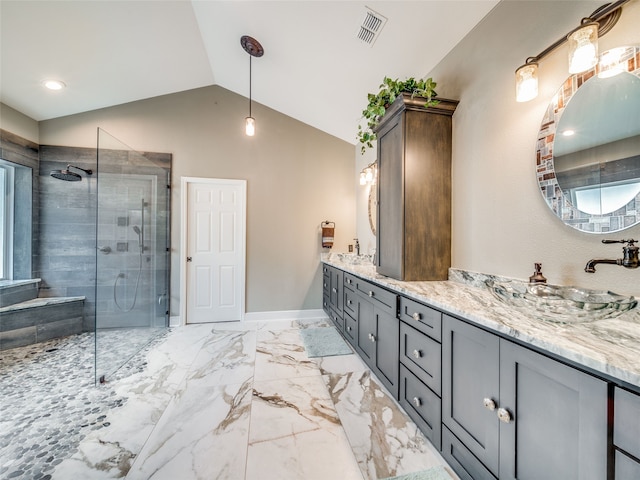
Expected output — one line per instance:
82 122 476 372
585 239 639 273
354 238 360 256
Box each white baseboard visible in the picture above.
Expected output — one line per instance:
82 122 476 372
243 309 327 322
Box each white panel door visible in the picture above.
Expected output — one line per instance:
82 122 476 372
185 179 245 323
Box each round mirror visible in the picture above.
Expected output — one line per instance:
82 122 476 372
536 46 640 233
368 185 377 235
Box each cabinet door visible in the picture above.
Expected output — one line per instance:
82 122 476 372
499 340 608 480
357 297 376 363
374 305 399 397
442 315 500 476
376 113 404 279
329 267 343 314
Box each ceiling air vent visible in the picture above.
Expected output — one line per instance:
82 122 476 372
357 7 387 47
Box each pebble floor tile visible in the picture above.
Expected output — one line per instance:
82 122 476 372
0 330 166 480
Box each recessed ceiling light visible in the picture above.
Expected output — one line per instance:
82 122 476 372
562 129 575 136
43 80 66 91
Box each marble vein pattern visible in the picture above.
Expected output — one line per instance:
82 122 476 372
322 253 640 389
1 317 456 479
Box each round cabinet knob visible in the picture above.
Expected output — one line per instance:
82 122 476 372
413 397 422 407
497 407 512 424
368 291 374 297
347 300 352 306
483 398 497 411
412 312 421 321
347 326 351 331
370 334 376 343
412 349 422 359
332 287 337 293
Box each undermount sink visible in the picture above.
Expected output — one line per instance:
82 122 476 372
486 279 638 323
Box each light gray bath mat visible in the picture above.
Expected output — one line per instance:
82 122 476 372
300 327 352 358
382 465 453 480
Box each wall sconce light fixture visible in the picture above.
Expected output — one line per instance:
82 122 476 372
360 161 377 186
241 35 264 136
515 0 628 102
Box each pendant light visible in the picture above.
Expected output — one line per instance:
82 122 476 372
241 35 264 137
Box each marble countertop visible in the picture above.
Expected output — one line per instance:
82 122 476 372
321 253 640 391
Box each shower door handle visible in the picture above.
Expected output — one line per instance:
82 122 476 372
186 257 192 262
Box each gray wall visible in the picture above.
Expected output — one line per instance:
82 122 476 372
37 85 356 316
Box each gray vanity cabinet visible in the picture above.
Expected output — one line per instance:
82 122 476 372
352 276 399 398
442 315 608 480
614 387 640 479
322 264 344 332
398 296 443 449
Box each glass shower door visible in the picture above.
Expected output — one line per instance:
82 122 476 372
95 128 170 383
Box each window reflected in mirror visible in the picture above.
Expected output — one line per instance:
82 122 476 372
536 45 640 233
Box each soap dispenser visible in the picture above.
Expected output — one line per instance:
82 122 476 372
529 263 547 283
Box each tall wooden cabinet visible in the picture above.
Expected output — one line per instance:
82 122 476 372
375 93 458 281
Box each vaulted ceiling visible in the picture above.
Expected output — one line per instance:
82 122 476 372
0 1 500 144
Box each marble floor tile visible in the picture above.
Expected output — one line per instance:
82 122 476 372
324 370 451 480
254 328 319 381
127 380 253 480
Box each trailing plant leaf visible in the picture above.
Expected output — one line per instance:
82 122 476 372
357 76 439 154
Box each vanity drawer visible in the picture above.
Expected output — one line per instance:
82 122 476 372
400 322 441 396
398 295 442 342
343 311 357 345
616 450 640 480
323 273 330 295
328 308 343 331
343 272 357 290
614 387 640 459
344 288 358 317
354 277 396 312
399 364 441 450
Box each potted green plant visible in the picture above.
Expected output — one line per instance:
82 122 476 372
357 76 439 154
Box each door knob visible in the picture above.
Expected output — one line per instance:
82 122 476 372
497 407 512 424
483 397 497 411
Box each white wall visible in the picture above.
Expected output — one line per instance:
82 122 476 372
426 0 640 296
36 85 356 315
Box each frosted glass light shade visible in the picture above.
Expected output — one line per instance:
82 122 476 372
568 23 598 74
515 63 538 102
245 116 255 136
359 172 367 185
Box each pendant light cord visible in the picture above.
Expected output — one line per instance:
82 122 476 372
249 55 252 118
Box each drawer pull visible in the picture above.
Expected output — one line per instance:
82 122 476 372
412 349 422 359
497 407 512 424
483 398 497 411
413 397 422 407
412 312 421 321
368 291 374 297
